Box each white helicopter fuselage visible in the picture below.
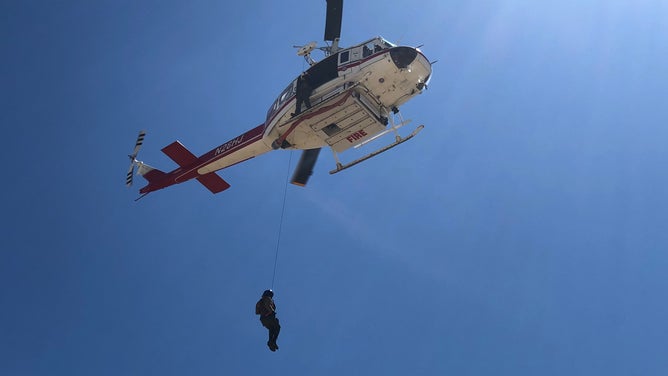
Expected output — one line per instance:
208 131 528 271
198 36 431 176
129 0 434 195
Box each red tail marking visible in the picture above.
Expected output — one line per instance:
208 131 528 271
142 168 166 184
197 173 231 193
162 141 197 167
160 140 232 194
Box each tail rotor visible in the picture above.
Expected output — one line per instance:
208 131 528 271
126 130 146 187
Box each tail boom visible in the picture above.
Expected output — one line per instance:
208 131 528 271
136 124 269 195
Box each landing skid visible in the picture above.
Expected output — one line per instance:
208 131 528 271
329 124 424 174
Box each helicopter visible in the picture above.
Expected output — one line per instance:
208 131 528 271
126 0 432 199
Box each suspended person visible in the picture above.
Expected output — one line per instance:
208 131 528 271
256 289 281 351
293 71 313 116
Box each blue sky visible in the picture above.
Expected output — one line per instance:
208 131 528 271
2 1 668 375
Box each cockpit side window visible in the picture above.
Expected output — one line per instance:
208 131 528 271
339 50 350 64
362 42 374 58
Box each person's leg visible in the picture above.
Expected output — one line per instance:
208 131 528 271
295 99 302 115
269 318 281 348
261 318 276 351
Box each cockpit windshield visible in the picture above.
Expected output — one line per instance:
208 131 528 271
378 37 395 49
358 37 396 58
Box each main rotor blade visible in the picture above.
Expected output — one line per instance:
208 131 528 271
324 0 343 42
291 148 322 187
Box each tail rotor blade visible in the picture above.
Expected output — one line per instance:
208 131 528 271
131 130 146 158
126 130 145 187
291 148 321 187
126 164 135 187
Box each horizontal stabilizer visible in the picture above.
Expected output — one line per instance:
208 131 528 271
162 141 197 167
162 140 230 194
197 172 231 194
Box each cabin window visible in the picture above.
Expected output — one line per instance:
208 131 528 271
351 47 361 61
339 50 350 64
362 43 374 58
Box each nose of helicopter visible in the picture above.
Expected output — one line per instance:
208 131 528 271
390 46 418 69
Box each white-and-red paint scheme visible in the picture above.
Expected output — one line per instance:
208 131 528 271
126 2 432 198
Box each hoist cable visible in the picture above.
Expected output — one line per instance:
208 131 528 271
271 151 293 290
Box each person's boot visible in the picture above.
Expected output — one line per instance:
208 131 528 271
269 338 279 350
